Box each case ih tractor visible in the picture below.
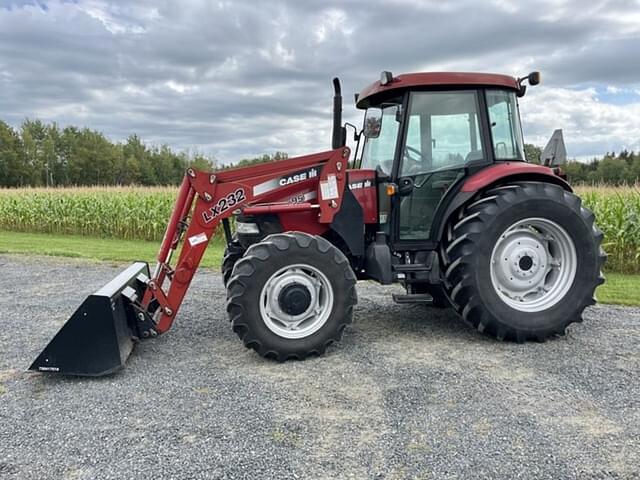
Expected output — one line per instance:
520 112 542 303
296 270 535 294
31 71 606 376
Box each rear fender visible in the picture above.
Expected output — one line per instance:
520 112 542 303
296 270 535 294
460 162 571 193
433 163 572 242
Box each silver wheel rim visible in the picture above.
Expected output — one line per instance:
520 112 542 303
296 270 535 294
259 263 334 339
489 217 577 313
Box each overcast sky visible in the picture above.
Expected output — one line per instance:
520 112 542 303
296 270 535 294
1 0 639 164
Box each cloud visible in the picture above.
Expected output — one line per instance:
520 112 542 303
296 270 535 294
1 0 639 163
521 86 640 157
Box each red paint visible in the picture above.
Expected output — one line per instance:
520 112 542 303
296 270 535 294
157 176 192 264
357 72 519 108
279 211 329 236
461 162 570 192
347 169 378 223
147 147 351 334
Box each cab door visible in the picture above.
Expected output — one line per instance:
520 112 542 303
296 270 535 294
392 90 487 245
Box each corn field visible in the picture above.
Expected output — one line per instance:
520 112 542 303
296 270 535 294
1 185 639 273
576 185 640 273
0 186 178 241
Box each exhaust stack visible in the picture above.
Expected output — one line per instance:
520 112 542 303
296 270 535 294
332 77 346 149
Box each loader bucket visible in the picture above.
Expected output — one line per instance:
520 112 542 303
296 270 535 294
29 262 150 377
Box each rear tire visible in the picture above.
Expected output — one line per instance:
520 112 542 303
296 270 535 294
226 232 357 361
443 182 606 342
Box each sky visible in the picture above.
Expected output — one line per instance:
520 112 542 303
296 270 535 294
1 0 639 164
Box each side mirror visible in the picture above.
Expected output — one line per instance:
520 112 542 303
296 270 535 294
528 71 541 86
344 122 361 142
362 108 382 138
517 71 541 97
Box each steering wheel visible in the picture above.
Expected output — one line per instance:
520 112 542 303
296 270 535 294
378 159 393 175
403 145 423 174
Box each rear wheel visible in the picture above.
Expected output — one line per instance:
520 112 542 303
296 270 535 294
443 182 606 342
226 232 357 360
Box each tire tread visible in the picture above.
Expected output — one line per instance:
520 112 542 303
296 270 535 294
441 182 606 342
226 231 357 361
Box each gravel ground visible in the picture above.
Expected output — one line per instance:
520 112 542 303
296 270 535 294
0 254 639 479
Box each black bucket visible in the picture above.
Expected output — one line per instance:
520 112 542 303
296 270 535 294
29 262 150 377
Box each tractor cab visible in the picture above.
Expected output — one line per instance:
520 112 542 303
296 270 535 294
355 72 535 247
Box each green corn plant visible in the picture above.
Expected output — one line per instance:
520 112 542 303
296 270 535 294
1 185 639 273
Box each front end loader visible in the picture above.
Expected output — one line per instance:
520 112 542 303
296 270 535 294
31 71 605 376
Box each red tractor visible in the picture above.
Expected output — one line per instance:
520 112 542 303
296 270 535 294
31 71 606 376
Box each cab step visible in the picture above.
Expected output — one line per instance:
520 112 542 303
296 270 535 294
392 293 434 305
393 263 431 273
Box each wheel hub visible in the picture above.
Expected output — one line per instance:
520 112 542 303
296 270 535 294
495 234 549 290
259 264 334 339
278 284 312 316
518 255 533 271
490 218 577 312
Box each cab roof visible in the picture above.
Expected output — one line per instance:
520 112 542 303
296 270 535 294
356 72 520 109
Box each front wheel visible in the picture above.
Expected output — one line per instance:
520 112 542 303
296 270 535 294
443 182 606 342
221 236 243 286
226 232 357 361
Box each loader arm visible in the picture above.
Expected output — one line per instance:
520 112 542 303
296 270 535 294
144 147 351 334
29 146 350 376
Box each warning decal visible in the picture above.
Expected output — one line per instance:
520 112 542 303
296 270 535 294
320 174 339 200
188 232 208 247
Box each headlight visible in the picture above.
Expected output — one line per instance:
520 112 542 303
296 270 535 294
236 221 260 234
380 71 393 86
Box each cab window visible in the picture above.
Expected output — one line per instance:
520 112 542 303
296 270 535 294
487 90 524 160
361 104 400 175
400 91 483 176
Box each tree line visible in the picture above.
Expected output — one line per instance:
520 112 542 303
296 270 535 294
525 144 640 185
2 119 639 187
0 120 215 187
562 151 640 185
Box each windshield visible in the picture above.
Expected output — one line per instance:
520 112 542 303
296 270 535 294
487 90 524 160
360 104 400 175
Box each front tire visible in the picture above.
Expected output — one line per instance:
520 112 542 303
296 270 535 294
443 182 606 342
221 237 243 286
226 232 357 361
